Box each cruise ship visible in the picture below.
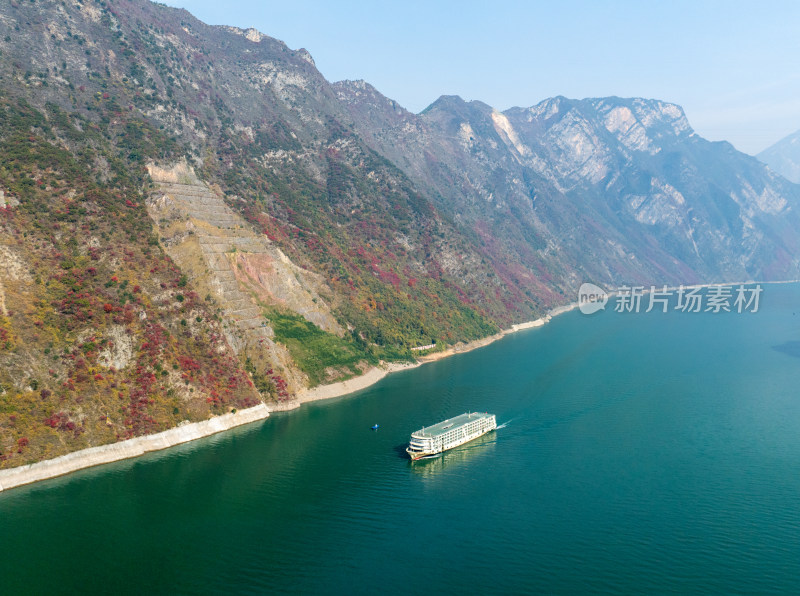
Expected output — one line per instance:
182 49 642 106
406 412 497 460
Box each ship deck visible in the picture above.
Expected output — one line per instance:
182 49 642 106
412 412 493 438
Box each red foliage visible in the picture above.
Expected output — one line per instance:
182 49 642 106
44 411 73 431
270 374 290 401
177 355 201 371
373 264 401 290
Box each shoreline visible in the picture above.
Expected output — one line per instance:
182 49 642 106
270 361 423 411
0 308 562 492
0 404 270 493
272 277 797 404
2 278 793 492
275 305 568 405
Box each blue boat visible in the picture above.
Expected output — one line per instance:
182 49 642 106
371 424 379 430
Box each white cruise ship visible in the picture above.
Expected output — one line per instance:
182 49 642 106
406 412 497 460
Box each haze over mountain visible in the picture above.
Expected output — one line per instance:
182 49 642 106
758 129 800 184
1 0 799 469
336 82 800 285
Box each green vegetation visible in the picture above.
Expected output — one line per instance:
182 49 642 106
211 128 507 351
267 309 383 386
0 95 261 469
0 0 534 471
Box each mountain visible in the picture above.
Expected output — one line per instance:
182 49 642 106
1 0 800 469
336 83 800 285
758 129 800 184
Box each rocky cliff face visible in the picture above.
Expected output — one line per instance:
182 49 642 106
2 0 800 468
336 83 800 288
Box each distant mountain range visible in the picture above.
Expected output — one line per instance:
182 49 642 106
758 129 800 184
337 83 800 286
1 0 800 468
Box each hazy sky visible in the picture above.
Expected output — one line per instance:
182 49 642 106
162 0 800 155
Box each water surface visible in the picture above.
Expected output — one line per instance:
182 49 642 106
2 283 800 594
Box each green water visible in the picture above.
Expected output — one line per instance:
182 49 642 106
3 283 800 594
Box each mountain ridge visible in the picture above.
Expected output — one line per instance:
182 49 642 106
1 0 799 470
336 81 800 285
758 128 800 184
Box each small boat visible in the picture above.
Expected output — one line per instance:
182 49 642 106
371 424 379 430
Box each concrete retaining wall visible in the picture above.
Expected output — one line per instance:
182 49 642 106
0 404 269 492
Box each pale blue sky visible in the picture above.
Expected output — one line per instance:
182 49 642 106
162 0 800 154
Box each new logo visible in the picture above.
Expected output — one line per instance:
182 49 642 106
578 283 608 315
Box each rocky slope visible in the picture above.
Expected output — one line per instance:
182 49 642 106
1 0 800 469
146 160 343 395
758 129 800 184
336 83 800 286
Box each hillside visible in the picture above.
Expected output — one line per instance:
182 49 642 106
758 129 800 184
1 0 800 469
336 83 800 285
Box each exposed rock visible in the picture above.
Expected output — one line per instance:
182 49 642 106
97 326 134 371
0 246 32 283
146 161 342 393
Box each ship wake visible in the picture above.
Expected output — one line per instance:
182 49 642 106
495 418 515 430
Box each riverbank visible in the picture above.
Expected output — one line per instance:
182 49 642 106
416 309 561 364
271 308 566 409
277 276 792 400
0 300 584 491
270 361 422 411
0 404 270 492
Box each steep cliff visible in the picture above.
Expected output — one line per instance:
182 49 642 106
1 0 800 469
336 83 800 288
